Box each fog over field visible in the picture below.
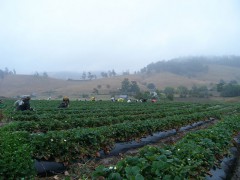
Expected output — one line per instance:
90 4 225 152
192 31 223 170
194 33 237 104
0 0 240 74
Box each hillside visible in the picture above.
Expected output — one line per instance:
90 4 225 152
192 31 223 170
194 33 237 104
1 63 240 99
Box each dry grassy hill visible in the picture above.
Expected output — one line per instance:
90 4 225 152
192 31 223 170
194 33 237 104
1 64 240 99
142 64 240 89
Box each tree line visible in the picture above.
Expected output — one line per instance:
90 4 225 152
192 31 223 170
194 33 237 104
114 78 240 101
140 55 240 77
108 78 210 101
217 80 240 97
0 67 16 79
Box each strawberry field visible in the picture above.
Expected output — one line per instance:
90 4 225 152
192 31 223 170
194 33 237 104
0 99 240 179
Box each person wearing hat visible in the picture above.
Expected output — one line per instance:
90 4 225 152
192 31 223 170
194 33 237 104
14 96 33 111
58 96 70 108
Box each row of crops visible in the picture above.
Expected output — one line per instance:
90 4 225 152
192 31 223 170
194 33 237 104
93 115 240 179
0 99 240 179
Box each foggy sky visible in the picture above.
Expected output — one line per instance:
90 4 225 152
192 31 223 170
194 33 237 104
0 0 240 74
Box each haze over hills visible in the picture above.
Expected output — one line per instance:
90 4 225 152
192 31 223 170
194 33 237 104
1 56 240 99
48 71 102 80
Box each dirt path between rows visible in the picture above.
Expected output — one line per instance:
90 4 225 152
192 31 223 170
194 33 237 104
97 119 218 167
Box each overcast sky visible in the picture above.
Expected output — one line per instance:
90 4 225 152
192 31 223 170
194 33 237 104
0 0 240 74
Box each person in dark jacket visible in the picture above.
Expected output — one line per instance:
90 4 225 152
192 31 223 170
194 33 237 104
58 96 70 108
14 96 33 111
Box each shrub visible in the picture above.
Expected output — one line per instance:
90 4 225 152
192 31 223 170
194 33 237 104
0 131 36 179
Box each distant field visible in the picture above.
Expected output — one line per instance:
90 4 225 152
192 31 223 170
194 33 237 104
1 64 240 99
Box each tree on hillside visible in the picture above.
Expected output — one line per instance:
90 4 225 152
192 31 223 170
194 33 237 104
87 72 96 80
108 69 116 77
216 79 225 92
229 80 238 85
189 85 209 98
120 78 140 95
214 55 240 68
130 81 140 94
0 67 16 77
164 87 175 100
88 72 92 80
111 69 116 76
106 84 111 89
92 88 99 94
197 86 209 98
43 72 48 78
0 67 14 76
121 78 130 93
108 70 113 77
0 69 4 79
122 70 130 75
220 83 240 97
140 57 209 76
34 72 39 77
177 85 188 98
147 83 156 90
82 72 86 80
4 67 9 75
101 72 108 78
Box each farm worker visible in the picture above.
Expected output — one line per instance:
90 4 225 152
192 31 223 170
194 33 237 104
110 97 115 102
58 96 70 108
14 96 33 111
151 99 157 103
117 98 124 102
140 98 147 102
